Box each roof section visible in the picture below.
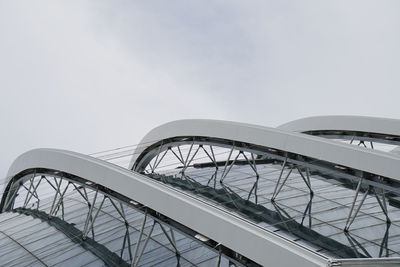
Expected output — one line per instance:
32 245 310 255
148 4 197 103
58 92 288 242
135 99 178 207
129 119 400 182
4 148 326 267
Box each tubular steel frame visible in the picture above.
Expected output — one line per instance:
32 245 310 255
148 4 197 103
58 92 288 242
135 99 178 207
132 137 395 233
1 168 252 267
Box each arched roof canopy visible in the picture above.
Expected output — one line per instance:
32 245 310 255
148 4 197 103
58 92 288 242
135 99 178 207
130 119 400 183
2 148 326 267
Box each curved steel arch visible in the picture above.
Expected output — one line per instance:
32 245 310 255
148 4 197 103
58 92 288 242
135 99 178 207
278 116 400 145
278 116 400 136
129 119 400 182
1 148 327 267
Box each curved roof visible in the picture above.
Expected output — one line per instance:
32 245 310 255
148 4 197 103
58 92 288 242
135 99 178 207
129 119 400 181
5 148 326 267
278 115 400 136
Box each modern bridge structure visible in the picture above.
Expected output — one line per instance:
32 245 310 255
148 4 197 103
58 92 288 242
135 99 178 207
1 116 400 266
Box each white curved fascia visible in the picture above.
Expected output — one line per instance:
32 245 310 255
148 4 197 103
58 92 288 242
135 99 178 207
129 119 400 181
278 115 400 136
5 148 326 267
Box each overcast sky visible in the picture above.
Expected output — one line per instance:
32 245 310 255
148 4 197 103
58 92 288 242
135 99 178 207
1 1 400 177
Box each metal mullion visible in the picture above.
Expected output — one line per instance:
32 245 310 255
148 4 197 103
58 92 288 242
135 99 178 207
107 197 135 262
272 167 293 201
182 145 201 173
221 151 241 182
373 188 391 223
53 177 62 196
153 149 169 172
300 197 313 228
147 162 154 173
170 228 176 248
43 176 57 191
83 189 98 239
51 182 71 216
271 156 288 199
247 176 259 204
296 167 313 195
201 145 218 169
158 223 179 254
306 168 311 189
132 211 148 266
379 225 390 257
177 146 185 165
346 186 370 231
151 142 164 173
206 171 218 187
25 177 43 207
120 228 129 259
22 178 34 208
242 152 258 177
183 141 195 169
170 148 185 165
107 197 125 221
83 195 107 239
344 232 372 258
125 225 133 262
210 145 218 165
344 178 363 230
49 179 63 216
133 221 156 267
220 146 234 182
71 183 89 202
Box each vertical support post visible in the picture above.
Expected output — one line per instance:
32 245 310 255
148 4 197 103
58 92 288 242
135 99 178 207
151 141 163 173
159 223 180 255
49 178 62 216
83 195 106 239
181 145 201 173
201 145 218 170
221 149 241 183
51 182 70 216
132 219 155 267
272 156 288 200
132 211 148 265
374 188 391 224
24 176 43 208
297 167 313 196
183 141 194 170
83 189 98 239
344 179 369 231
23 177 35 207
220 146 234 183
272 159 293 201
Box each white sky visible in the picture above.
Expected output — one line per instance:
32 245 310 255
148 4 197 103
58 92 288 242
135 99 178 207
1 1 400 177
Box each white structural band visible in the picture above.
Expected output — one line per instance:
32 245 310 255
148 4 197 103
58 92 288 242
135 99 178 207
278 115 400 136
5 148 327 267
129 119 400 181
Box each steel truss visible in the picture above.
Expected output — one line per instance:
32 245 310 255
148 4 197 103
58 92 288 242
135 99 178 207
133 138 396 233
344 178 391 231
1 170 250 267
302 130 400 147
